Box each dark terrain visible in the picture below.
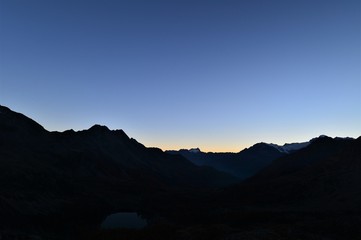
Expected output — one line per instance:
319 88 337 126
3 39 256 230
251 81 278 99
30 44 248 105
167 144 286 179
0 105 360 240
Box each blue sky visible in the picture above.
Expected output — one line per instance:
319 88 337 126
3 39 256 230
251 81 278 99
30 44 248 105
1 0 360 152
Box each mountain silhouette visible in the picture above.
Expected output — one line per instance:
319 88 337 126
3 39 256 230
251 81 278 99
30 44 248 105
1 105 360 240
167 143 287 179
222 136 361 211
0 105 236 231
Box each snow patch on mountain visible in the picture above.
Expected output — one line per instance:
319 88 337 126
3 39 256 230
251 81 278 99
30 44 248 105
188 148 201 153
268 142 310 153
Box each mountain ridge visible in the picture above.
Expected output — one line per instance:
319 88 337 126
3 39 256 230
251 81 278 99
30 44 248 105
1 105 361 239
0 105 236 220
221 135 361 211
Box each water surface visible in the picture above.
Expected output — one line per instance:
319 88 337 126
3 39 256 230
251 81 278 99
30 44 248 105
101 212 147 229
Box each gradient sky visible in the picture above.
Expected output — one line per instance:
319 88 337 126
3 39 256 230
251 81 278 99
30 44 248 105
1 0 360 152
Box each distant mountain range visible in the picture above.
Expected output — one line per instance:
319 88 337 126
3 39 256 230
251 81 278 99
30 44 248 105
167 144 284 179
220 135 361 212
1 104 360 239
266 141 310 153
166 138 333 179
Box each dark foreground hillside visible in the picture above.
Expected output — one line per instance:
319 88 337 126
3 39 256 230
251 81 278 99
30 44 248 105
0 105 360 240
0 105 235 238
222 136 361 211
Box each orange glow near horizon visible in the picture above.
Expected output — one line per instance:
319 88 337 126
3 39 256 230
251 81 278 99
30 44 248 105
144 142 252 153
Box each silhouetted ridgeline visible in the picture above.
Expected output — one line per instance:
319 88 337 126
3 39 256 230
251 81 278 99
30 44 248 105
1 105 360 240
0 105 235 236
167 144 286 179
167 139 313 179
221 135 361 211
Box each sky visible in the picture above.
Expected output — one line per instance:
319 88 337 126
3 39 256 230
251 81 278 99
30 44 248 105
0 0 360 152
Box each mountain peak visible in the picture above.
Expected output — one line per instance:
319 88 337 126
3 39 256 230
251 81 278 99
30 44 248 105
266 141 310 153
175 148 202 153
88 124 110 132
310 135 332 143
189 148 201 153
0 105 11 113
0 105 46 134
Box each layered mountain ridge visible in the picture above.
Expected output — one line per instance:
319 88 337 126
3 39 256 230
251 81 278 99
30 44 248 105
167 135 349 179
1 105 360 239
221 135 361 211
0 105 236 221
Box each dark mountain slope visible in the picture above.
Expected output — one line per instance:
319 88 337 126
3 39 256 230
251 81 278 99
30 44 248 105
0 105 236 227
250 136 352 181
223 136 361 211
167 143 286 179
0 105 46 135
